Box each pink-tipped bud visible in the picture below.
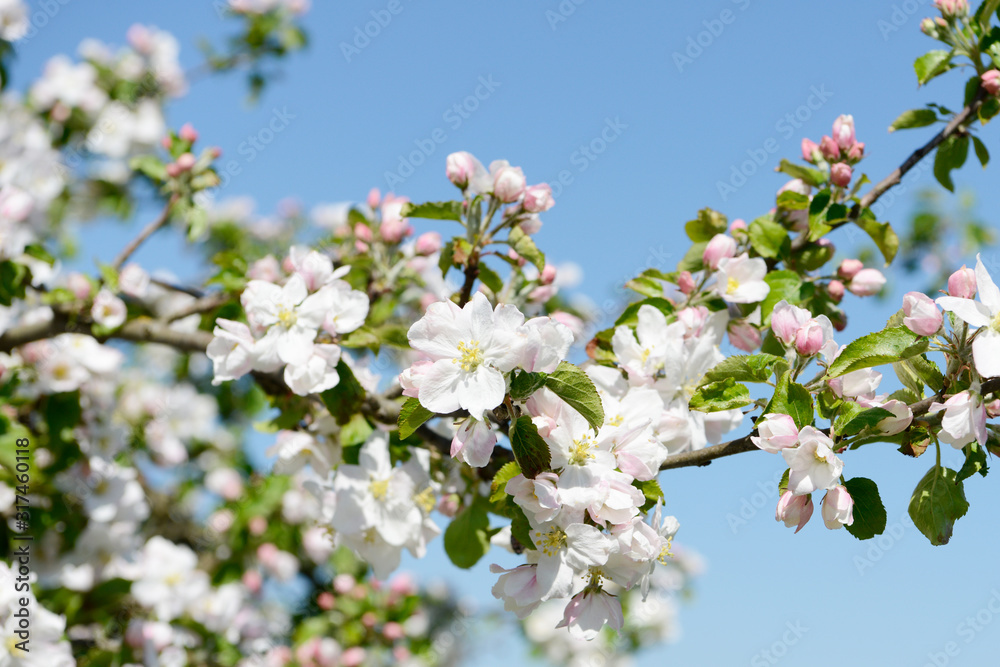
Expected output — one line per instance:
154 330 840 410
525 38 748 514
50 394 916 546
540 264 557 285
983 70 1000 96
317 592 335 610
523 183 555 213
367 187 381 209
827 279 845 303
446 151 478 188
178 123 198 143
727 320 761 352
948 265 977 298
752 413 799 453
795 319 826 356
821 485 855 530
820 135 840 161
935 0 969 19
165 162 183 178
175 152 196 171
248 516 267 536
383 621 404 641
507 248 526 267
340 647 367 667
847 142 865 161
830 162 853 188
801 137 820 162
837 259 864 280
776 490 813 534
354 223 373 243
67 272 92 300
242 570 263 594
848 268 886 297
493 165 526 203
333 574 356 594
832 114 856 151
209 146 222 159
160 135 173 150
361 612 378 629
902 291 942 336
415 231 442 255
677 270 696 295
729 218 748 234
702 234 737 270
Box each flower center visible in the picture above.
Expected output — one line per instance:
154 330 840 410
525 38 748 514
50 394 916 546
277 306 297 329
537 526 567 556
569 435 597 466
606 414 623 427
992 311 1000 333
6 636 26 657
658 536 675 565
813 449 828 464
726 277 740 295
369 478 390 501
165 572 184 586
413 487 435 514
454 341 484 372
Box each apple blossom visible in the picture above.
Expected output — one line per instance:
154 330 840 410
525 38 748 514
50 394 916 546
702 233 737 269
450 418 497 468
523 183 555 212
207 319 257 383
751 413 799 453
947 265 977 298
801 137 820 162
832 114 856 150
902 291 942 336
837 258 864 280
937 254 1000 378
414 231 442 255
775 490 813 533
556 587 624 641
928 391 988 449
782 426 844 495
714 253 770 304
848 268 886 296
821 485 854 530
983 70 1000 96
820 135 840 160
91 288 127 328
530 518 613 601
830 162 853 187
492 162 527 202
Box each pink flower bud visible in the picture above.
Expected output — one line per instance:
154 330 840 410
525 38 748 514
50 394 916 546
830 162 853 188
446 151 478 188
175 152 196 171
66 272 92 300
493 165 526 202
540 264 557 285
178 123 198 143
776 490 813 533
729 218 748 234
354 223 373 243
935 0 969 18
821 485 854 529
361 612 377 628
770 301 809 346
847 142 865 161
878 399 913 435
165 162 183 178
242 569 263 594
727 321 761 352
389 572 416 597
902 291 942 336
333 574 356 594
383 621 404 641
752 413 799 453
795 319 826 356
848 268 886 297
948 265 977 298
415 231 442 255
507 248 526 267
820 135 840 161
921 17 937 35
248 516 267 536
126 24 153 54
367 187 381 209
523 183 555 213
837 259 864 280
702 234 737 270
160 135 173 150
832 114 856 150
983 70 1000 96
827 279 845 303
317 592 335 610
209 146 222 159
340 647 367 667
677 270 696 295
801 138 820 162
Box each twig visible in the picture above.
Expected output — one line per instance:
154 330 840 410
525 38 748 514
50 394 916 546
165 292 233 322
111 195 178 271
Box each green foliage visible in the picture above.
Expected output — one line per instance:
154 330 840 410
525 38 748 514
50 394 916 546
763 372 814 430
704 354 783 384
844 477 887 541
827 326 927 378
543 362 605 431
400 201 464 221
909 465 970 546
443 496 491 568
508 416 552 479
397 398 435 440
688 378 751 413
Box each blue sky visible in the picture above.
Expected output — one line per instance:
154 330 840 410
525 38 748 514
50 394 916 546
15 1 1000 664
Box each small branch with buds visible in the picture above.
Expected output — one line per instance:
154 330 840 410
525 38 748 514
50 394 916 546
111 194 179 271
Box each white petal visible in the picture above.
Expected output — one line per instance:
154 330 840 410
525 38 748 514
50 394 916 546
936 296 991 328
973 328 1000 378
976 254 1000 314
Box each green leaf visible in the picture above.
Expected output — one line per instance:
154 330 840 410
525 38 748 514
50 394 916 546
400 201 463 221
748 218 790 259
677 241 708 272
543 361 605 431
778 468 790 495
689 378 751 412
777 159 825 187
478 263 504 293
443 496 491 568
510 506 536 550
833 404 895 437
972 135 990 168
684 208 728 242
854 210 899 265
894 354 944 395
624 276 665 299
614 297 675 327
908 465 970 545
508 416 552 479
632 479 664 513
438 240 455 276
957 442 988 482
0 260 29 306
320 361 367 425
23 243 55 265
339 327 380 351
933 134 969 192
760 271 803 322
704 353 783 384
490 462 522 504
844 477 887 540
889 108 938 131
508 225 545 270
397 397 435 439
776 190 810 210
827 326 928 378
510 370 549 401
763 372 814 430
914 49 953 86
129 154 167 182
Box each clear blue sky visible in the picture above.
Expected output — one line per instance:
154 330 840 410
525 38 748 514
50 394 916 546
16 1 1000 665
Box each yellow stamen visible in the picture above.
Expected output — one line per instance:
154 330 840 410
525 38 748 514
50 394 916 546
569 435 597 466
726 277 740 295
658 536 675 565
536 526 567 556
277 306 297 328
414 487 436 514
453 341 484 372
607 414 624 427
369 478 390 501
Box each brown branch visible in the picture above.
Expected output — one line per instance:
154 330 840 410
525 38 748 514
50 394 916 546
111 194 178 271
457 251 480 307
659 434 759 471
165 292 233 322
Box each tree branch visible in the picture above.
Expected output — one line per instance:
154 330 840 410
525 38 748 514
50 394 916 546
111 194 178 271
